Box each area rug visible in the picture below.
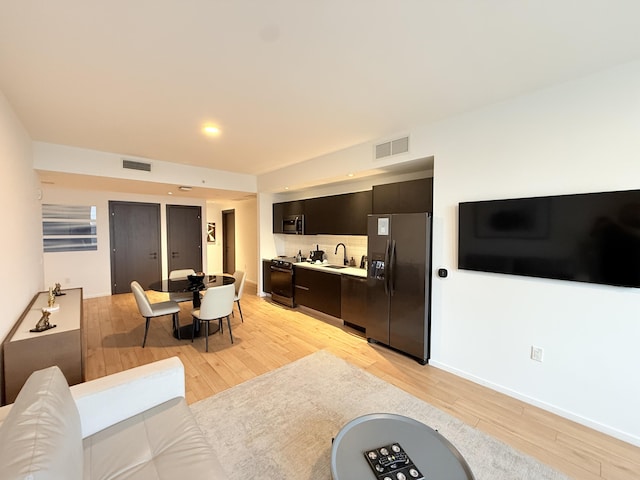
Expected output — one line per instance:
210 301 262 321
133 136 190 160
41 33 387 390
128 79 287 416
191 350 570 479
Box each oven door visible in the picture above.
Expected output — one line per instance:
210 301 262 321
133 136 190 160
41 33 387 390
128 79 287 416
270 265 295 307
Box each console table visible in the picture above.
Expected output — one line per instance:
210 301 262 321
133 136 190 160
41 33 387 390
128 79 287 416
3 288 84 404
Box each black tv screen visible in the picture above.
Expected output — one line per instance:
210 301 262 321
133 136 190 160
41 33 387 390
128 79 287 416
458 189 640 287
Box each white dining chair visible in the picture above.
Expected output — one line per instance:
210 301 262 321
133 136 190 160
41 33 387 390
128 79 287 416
232 270 246 322
168 268 196 303
131 281 181 346
191 283 235 351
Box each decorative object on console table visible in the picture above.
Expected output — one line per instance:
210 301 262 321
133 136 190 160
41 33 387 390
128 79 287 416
42 287 59 312
53 282 65 296
30 309 57 333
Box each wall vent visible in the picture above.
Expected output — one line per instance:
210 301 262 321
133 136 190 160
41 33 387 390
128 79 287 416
122 159 151 172
375 136 409 159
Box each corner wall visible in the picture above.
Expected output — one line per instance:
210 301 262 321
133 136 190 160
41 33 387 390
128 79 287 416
206 197 258 285
0 91 42 402
0 92 42 332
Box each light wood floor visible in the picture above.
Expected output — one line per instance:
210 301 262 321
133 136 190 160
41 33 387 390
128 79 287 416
83 285 640 480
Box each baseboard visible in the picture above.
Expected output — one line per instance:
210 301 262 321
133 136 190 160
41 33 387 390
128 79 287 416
429 360 640 448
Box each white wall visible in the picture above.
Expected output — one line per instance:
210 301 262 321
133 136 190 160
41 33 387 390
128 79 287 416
257 192 278 294
0 92 42 343
428 60 640 446
206 197 258 285
41 186 207 298
256 60 640 446
205 202 223 275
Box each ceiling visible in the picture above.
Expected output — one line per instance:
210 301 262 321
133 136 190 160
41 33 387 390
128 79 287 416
2 1 640 192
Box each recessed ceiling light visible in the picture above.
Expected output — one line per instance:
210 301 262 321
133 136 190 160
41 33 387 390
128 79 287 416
168 191 173 195
202 125 221 136
347 173 354 177
179 186 192 191
284 186 289 190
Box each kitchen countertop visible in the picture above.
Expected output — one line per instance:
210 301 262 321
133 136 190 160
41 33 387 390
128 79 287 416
294 261 367 278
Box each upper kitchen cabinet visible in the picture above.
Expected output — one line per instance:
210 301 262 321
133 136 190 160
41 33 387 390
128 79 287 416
273 200 305 233
305 191 371 235
372 177 433 214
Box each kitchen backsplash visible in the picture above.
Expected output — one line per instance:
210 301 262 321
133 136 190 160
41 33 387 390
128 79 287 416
279 235 368 266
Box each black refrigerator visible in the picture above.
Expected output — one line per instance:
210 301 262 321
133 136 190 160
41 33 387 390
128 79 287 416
366 213 432 364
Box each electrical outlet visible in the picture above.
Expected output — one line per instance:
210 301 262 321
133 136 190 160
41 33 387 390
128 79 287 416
530 346 544 362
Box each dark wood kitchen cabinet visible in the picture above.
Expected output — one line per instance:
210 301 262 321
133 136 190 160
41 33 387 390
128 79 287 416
372 177 433 214
272 200 304 233
341 274 368 330
294 267 341 318
262 259 272 293
304 191 371 235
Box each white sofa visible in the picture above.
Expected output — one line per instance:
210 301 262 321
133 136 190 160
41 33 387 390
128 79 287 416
0 357 226 479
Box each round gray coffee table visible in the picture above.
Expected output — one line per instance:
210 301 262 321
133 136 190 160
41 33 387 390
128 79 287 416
331 413 475 480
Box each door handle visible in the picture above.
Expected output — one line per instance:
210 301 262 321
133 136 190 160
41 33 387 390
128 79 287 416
389 240 396 297
383 240 390 295
171 251 179 258
149 252 157 259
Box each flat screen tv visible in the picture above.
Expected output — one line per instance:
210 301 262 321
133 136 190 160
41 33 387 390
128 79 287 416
458 189 640 287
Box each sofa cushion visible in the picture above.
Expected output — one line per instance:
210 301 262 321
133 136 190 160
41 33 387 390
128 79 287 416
0 366 83 479
83 397 226 479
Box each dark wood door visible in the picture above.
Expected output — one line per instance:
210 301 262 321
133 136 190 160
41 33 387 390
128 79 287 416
222 209 235 274
167 205 202 274
109 201 161 294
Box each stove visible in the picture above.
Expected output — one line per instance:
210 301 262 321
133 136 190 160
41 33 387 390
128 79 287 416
272 256 295 268
270 257 296 307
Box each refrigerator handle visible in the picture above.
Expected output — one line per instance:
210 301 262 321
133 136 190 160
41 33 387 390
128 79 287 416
390 240 397 296
383 239 390 295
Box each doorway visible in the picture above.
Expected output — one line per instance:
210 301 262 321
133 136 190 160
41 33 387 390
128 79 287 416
109 201 161 294
167 205 203 273
222 209 235 274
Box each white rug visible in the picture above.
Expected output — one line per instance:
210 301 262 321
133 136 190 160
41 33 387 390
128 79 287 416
191 350 570 479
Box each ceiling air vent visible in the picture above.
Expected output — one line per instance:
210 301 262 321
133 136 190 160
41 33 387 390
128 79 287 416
122 159 151 172
375 136 409 159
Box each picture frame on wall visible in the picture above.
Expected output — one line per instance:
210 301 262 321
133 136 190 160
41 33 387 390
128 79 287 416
207 222 216 243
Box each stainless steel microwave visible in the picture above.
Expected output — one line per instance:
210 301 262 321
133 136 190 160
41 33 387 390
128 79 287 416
283 214 304 234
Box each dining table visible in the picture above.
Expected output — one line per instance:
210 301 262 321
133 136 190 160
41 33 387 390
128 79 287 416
148 274 235 338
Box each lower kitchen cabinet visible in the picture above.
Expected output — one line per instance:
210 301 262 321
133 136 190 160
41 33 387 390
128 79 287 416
262 259 272 293
294 267 341 318
340 274 368 330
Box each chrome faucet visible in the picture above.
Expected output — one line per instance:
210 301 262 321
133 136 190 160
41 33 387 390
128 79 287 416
335 243 348 265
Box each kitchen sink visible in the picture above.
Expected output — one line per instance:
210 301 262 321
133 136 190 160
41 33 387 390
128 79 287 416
323 265 348 269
